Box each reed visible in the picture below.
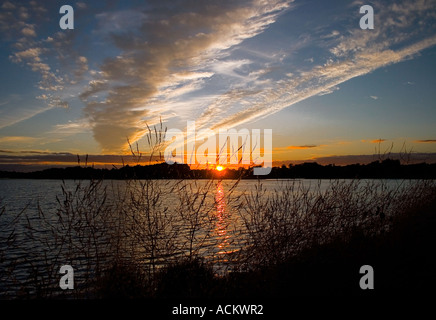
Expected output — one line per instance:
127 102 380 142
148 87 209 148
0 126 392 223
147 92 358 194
238 179 436 270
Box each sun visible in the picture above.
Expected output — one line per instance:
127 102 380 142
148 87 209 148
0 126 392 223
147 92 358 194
216 165 225 171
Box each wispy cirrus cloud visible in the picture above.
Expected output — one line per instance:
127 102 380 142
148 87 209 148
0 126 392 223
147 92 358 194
2 0 435 158
80 0 292 152
193 0 436 133
200 35 436 133
74 0 436 154
0 100 54 129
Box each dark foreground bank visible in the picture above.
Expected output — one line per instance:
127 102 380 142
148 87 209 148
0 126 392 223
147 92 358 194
93 194 436 298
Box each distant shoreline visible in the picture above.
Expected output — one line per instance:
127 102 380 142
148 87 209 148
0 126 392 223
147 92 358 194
1 159 436 180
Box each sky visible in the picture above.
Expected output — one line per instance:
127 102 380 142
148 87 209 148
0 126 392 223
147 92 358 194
1 0 436 171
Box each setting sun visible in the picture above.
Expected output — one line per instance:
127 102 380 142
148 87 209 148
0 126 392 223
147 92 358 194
216 165 225 171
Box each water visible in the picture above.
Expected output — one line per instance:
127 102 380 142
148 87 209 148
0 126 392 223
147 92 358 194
0 179 248 297
0 178 428 297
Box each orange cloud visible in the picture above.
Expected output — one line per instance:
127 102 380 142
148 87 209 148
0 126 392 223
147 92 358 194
0 136 40 143
370 139 386 143
273 145 322 153
287 145 319 150
414 140 436 143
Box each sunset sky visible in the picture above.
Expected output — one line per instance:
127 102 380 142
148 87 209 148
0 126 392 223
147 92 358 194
1 0 436 171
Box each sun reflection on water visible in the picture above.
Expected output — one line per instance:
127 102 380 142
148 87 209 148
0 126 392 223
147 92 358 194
215 181 232 256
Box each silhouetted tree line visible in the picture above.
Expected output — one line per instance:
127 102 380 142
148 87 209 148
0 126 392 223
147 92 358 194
0 159 436 180
263 159 436 179
0 163 191 180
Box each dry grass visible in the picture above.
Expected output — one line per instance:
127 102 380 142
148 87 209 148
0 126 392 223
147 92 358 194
238 179 436 270
1 177 435 298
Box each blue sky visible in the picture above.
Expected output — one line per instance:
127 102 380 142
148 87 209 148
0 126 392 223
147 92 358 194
1 0 436 170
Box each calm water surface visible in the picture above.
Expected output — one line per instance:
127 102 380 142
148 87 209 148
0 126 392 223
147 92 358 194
0 178 407 297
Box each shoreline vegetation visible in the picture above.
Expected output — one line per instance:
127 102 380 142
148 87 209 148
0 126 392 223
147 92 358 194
1 158 436 180
1 177 435 299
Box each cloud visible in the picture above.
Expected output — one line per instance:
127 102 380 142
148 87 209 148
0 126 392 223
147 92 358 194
3 0 435 157
21 24 36 37
9 47 42 62
414 140 436 143
0 1 45 37
0 101 55 130
371 139 386 143
211 59 252 78
74 56 89 78
370 95 378 100
7 13 65 94
76 2 87 9
51 119 91 135
0 151 162 172
79 80 110 100
318 86 339 96
0 136 39 143
1 1 15 10
94 9 147 35
273 144 322 153
82 0 292 152
3 3 91 122
194 0 436 133
321 30 340 39
287 145 319 150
